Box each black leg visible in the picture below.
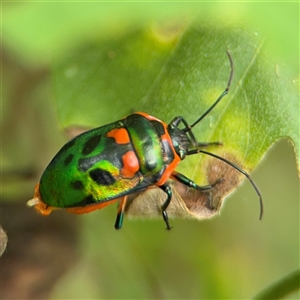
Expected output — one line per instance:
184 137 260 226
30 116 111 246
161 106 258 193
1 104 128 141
170 116 222 148
169 116 198 145
158 174 223 230
114 196 127 230
159 184 173 230
171 171 224 191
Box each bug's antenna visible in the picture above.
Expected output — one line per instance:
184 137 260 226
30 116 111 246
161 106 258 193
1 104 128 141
188 148 263 220
184 51 234 132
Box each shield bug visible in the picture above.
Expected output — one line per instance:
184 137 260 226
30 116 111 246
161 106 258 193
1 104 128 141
27 51 263 230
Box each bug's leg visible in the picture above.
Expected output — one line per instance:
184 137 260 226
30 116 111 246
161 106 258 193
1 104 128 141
171 171 224 191
159 184 173 230
169 116 185 127
171 171 224 211
114 196 128 230
169 116 198 144
170 117 221 147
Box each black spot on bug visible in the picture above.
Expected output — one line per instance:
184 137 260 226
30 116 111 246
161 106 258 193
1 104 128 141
56 139 76 157
78 195 96 206
70 180 84 190
151 120 165 136
82 135 101 156
89 168 116 186
64 154 74 166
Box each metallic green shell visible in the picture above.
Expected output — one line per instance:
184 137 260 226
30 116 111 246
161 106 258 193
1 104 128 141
39 114 174 208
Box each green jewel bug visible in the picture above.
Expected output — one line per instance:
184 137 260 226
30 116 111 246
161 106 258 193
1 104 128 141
27 51 263 230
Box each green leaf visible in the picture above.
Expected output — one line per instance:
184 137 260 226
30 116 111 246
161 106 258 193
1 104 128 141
253 269 300 300
53 20 299 189
53 22 186 127
2 2 195 66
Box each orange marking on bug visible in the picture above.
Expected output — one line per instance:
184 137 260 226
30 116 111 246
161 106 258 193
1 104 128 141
27 183 57 215
66 198 120 214
35 202 56 215
156 156 181 186
107 128 130 144
121 150 140 178
157 128 181 186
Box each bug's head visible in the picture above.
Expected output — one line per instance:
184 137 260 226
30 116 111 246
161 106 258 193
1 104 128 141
167 124 191 160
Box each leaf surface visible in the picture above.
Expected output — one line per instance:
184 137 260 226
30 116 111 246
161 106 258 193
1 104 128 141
53 21 299 218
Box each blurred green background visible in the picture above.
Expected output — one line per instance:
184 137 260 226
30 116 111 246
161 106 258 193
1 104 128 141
1 2 299 299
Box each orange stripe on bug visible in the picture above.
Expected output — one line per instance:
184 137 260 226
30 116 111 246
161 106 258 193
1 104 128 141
121 150 140 178
106 128 130 144
27 183 57 215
